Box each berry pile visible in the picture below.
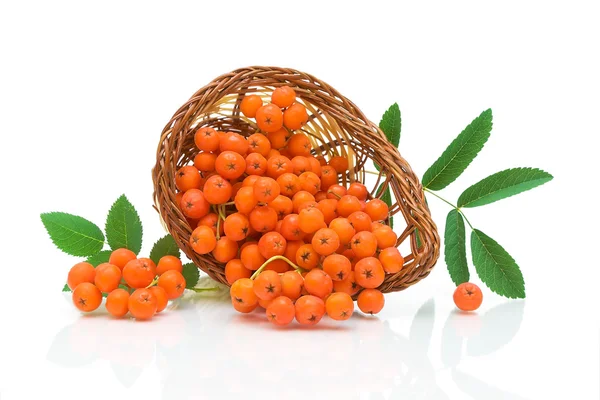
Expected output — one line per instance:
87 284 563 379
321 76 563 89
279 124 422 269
67 249 186 320
177 86 405 326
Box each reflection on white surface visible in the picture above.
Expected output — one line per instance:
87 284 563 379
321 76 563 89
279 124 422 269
47 293 528 399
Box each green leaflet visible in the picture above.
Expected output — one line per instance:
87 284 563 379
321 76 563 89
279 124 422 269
182 263 200 289
379 103 401 146
86 250 112 266
149 234 181 265
62 283 71 292
471 229 525 299
444 210 469 285
458 167 553 208
105 195 143 254
41 212 105 257
422 109 493 190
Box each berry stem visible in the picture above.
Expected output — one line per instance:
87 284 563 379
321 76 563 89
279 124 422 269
423 188 474 230
145 276 159 288
250 255 305 280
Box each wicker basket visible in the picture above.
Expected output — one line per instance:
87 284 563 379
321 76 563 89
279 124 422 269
152 66 440 293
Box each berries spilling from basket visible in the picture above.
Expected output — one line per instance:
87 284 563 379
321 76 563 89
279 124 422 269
67 249 186 320
174 86 405 326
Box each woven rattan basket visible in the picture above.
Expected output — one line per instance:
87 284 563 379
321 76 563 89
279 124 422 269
152 66 440 293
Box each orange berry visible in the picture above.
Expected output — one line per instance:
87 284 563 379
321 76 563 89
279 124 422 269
180 189 210 219
231 278 259 309
215 150 246 180
247 133 271 157
212 236 239 263
223 213 250 241
295 295 325 325
254 177 280 203
281 271 304 301
286 133 311 157
372 226 398 249
329 156 349 173
253 270 282 301
323 254 352 281
234 186 258 215
175 166 202 192
258 231 287 259
347 182 368 200
269 195 294 220
189 225 217 255
72 282 102 312
258 297 274 310
194 152 217 173
298 171 321 195
271 86 296 108
158 270 186 299
225 259 252 284
245 152 267 176
240 244 266 271
264 259 290 273
105 288 129 318
276 173 300 197
357 288 385 314
295 244 319 270
123 258 156 289
291 156 311 175
240 94 263 118
283 103 309 131
156 255 183 276
280 214 304 241
348 211 373 233
453 282 483 311
292 190 316 213
256 103 284 133
304 269 333 299
327 184 347 200
311 228 340 256
232 298 258 313
298 207 325 234
378 247 404 274
354 257 385 289
194 127 220 152
337 195 362 217
149 286 169 313
320 166 338 190
94 263 121 293
266 296 295 325
333 273 361 296
203 175 232 205
307 156 322 177
350 231 378 259
316 199 338 224
109 248 137 271
249 205 278 233
219 131 249 155
329 217 356 245
325 292 354 321
365 199 390 222
266 155 294 178
266 128 290 149
128 288 157 320
67 262 96 290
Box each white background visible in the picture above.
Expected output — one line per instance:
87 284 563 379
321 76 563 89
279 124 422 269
1 0 599 399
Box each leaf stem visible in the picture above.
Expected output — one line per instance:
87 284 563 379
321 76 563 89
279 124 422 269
250 255 305 280
423 188 474 230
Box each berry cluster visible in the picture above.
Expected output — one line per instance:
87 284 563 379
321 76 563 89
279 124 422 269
176 85 405 325
67 249 186 320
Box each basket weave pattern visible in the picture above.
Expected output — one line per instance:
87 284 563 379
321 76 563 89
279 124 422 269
152 66 440 293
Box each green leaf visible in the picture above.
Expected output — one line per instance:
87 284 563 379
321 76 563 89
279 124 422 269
62 283 71 292
149 234 181 265
457 167 553 208
444 210 469 285
41 212 105 257
471 229 525 299
422 109 493 190
379 103 401 146
374 103 401 171
86 250 112 267
105 195 143 254
182 263 200 289
415 228 422 249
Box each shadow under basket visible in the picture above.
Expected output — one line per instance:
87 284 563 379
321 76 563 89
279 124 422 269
152 66 440 294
